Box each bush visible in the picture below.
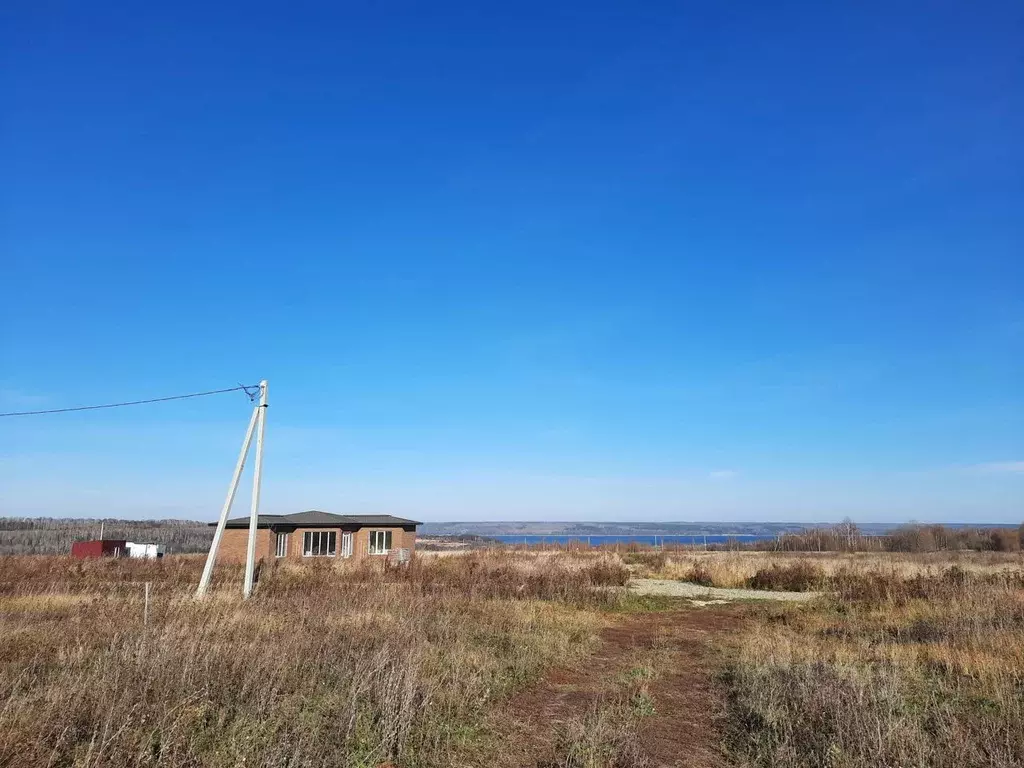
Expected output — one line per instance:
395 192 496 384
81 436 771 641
683 564 715 587
990 529 1021 553
622 552 668 570
745 562 823 592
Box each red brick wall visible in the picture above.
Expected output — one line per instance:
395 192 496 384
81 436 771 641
218 526 417 564
353 527 414 561
285 528 342 560
218 528 273 564
401 529 417 558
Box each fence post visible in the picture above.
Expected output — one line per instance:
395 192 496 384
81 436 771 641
144 582 150 626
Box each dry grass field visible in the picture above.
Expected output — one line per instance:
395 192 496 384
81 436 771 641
729 572 1024 768
624 548 1024 587
1 548 1022 767
0 553 623 768
622 550 1024 768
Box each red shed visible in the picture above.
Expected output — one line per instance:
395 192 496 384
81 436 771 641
70 539 127 558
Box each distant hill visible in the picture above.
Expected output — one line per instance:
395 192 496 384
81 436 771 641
419 521 909 537
2 517 1017 555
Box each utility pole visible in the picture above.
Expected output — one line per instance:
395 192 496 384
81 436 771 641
196 380 268 599
243 381 268 599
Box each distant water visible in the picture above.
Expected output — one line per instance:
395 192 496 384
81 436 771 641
491 534 777 546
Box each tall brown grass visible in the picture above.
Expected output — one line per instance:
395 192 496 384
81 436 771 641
628 549 1024 590
0 552 626 767
726 562 1024 768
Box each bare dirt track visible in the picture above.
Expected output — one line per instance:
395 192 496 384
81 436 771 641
497 604 748 768
629 578 818 602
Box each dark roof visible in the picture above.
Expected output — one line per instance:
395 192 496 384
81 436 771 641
215 511 421 529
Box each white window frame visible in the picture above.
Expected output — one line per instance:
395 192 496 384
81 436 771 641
341 531 353 559
368 530 392 555
302 530 337 557
275 532 288 558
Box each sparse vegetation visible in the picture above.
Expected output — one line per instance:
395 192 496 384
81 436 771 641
0 552 625 767
2 545 1021 767
744 561 822 592
630 549 1024 589
547 635 670 768
550 699 651 768
726 562 1024 768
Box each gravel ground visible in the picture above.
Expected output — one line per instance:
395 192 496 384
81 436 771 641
629 578 820 602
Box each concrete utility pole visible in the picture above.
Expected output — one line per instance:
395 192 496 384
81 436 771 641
196 380 268 600
243 381 268 599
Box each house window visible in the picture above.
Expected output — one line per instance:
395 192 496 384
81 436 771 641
303 531 336 557
368 530 392 555
275 532 288 558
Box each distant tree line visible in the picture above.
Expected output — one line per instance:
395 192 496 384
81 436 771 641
739 519 1024 553
883 522 1022 553
0 518 214 556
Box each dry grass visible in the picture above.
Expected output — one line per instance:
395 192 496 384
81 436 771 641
547 699 652 768
6 549 1022 767
539 622 679 768
627 549 1024 590
0 552 626 768
724 557 1024 768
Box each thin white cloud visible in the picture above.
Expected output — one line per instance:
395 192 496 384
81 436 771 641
709 470 738 481
968 461 1024 475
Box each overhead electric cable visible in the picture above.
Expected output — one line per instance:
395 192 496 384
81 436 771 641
0 384 261 417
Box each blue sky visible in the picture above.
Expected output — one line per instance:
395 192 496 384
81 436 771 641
1 1 1021 523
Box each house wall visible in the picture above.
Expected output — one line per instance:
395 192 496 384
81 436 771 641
217 526 417 564
282 527 342 560
351 526 413 560
218 528 273 564
400 528 417 558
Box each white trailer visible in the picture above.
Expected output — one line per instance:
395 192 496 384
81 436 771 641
125 542 165 559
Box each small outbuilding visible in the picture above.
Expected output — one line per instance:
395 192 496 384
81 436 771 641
126 542 165 559
70 539 128 558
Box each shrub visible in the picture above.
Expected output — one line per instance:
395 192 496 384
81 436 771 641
683 564 715 587
745 562 823 592
990 528 1021 553
621 552 668 570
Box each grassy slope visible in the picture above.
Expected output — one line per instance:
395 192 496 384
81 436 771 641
2 550 1022 768
724 560 1024 767
0 553 623 768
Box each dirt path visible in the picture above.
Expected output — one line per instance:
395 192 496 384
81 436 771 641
497 605 747 767
630 578 819 602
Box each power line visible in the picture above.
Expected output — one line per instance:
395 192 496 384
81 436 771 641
0 385 261 417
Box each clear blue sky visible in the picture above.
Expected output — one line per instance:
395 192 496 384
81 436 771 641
2 1 1021 523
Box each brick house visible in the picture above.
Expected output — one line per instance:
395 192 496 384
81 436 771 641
212 511 420 564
